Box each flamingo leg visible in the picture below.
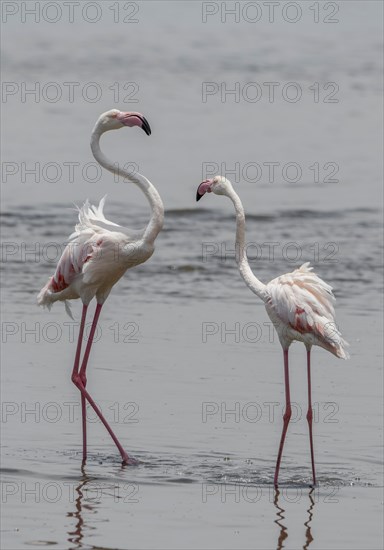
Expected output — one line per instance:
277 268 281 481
274 348 292 487
78 303 102 386
306 349 316 485
72 303 131 464
71 304 88 462
78 303 102 463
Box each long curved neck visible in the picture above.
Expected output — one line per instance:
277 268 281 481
227 187 269 302
90 126 164 245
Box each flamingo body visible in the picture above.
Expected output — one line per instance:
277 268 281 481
265 262 349 359
196 175 349 485
38 109 163 465
38 197 154 311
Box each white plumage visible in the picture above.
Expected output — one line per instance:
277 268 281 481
265 262 349 359
37 196 153 313
196 175 349 486
37 110 163 465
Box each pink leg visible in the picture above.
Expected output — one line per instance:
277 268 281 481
71 304 88 462
78 304 103 463
72 303 131 464
306 349 316 486
78 303 101 463
78 303 102 387
274 348 292 487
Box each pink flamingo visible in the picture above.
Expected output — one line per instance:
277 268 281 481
196 176 349 486
38 110 164 464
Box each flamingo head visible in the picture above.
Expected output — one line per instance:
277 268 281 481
97 109 151 135
196 175 233 201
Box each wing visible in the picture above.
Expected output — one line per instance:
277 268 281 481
49 230 100 293
74 195 120 234
267 262 336 329
52 195 138 293
38 197 114 299
266 262 348 357
38 196 145 313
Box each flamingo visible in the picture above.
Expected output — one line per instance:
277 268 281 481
38 109 164 464
196 176 349 486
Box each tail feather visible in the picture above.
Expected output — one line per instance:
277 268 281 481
335 338 350 360
37 279 74 319
320 327 350 359
64 300 74 320
37 279 53 309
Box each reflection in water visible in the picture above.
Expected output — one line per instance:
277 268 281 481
273 488 316 550
67 466 96 550
303 489 315 550
274 489 288 550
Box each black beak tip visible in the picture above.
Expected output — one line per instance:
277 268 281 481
141 117 151 136
196 191 203 202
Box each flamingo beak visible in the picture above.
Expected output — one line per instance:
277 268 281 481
196 180 213 201
140 116 151 136
117 112 151 135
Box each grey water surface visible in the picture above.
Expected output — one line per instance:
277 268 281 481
1 2 383 549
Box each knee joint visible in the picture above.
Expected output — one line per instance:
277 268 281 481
71 373 83 389
283 407 292 423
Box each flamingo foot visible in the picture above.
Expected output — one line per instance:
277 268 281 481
121 451 130 465
121 454 140 466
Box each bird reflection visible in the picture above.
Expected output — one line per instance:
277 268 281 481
273 487 316 550
67 465 97 549
303 488 315 550
274 489 288 550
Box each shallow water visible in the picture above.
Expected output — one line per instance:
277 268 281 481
1 1 383 549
